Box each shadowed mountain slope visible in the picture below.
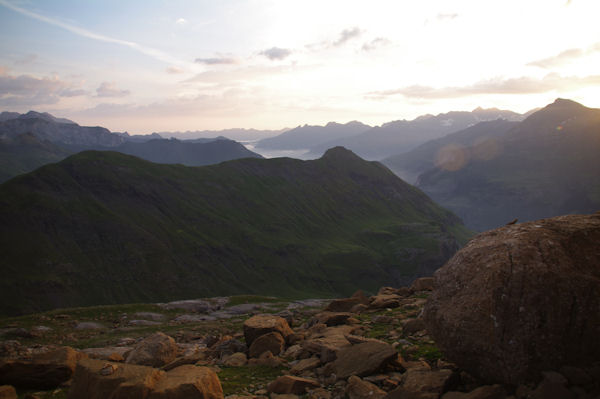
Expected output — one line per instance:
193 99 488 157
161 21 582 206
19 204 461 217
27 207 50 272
415 99 600 231
0 147 470 315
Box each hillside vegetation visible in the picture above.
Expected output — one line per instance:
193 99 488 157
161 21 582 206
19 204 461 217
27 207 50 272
0 147 470 316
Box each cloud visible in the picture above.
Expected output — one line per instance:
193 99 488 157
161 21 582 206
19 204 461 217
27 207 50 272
194 57 237 65
436 13 458 20
0 0 198 70
60 88 87 97
362 37 391 52
175 18 188 26
166 66 185 74
259 47 292 60
367 73 600 99
0 70 85 105
96 82 130 97
528 42 600 68
333 27 363 47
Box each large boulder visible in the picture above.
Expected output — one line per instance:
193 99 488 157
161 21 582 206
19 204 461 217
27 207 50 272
125 332 178 368
68 359 223 399
67 358 163 399
149 365 223 399
0 346 86 389
243 315 293 346
424 213 600 385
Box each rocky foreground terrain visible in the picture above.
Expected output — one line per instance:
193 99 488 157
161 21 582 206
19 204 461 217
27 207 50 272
1 213 599 399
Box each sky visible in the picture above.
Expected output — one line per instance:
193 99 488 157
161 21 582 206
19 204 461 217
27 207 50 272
0 0 599 134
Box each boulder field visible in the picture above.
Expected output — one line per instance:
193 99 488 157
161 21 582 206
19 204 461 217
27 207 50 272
1 213 599 398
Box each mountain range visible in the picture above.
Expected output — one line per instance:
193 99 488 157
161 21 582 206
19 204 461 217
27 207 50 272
286 108 525 160
385 99 600 231
255 121 372 153
0 147 470 316
0 112 261 182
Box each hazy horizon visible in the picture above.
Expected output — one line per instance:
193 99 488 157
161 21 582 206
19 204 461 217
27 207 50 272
1 0 599 134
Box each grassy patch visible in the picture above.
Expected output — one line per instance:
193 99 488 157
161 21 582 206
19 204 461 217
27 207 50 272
412 343 443 362
218 365 284 395
17 388 68 399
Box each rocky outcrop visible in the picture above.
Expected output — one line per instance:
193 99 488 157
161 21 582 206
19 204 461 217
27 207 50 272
0 346 86 389
125 332 178 368
424 213 600 385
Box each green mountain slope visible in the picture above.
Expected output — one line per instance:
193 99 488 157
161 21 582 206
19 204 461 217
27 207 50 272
0 133 71 183
416 99 600 231
0 147 470 316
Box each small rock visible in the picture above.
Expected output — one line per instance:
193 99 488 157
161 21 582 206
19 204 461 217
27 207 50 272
99 363 118 376
368 295 401 310
290 357 321 375
267 375 321 394
333 341 398 380
74 322 105 330
125 332 178 367
132 312 166 321
346 376 386 399
0 385 17 399
249 332 285 358
223 352 247 367
159 299 216 313
243 315 294 347
441 384 507 399
388 369 457 399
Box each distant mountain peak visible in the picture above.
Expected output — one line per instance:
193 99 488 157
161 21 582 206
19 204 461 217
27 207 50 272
549 98 585 109
321 146 362 161
18 111 76 124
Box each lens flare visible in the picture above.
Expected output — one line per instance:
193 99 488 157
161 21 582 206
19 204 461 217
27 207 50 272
435 144 468 172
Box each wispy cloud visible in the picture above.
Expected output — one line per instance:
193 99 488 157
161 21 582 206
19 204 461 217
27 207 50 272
0 69 86 105
165 66 185 74
527 42 600 68
362 37 391 52
259 47 292 60
333 27 363 47
195 57 238 65
437 13 458 21
0 0 199 70
96 82 130 98
367 73 600 99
